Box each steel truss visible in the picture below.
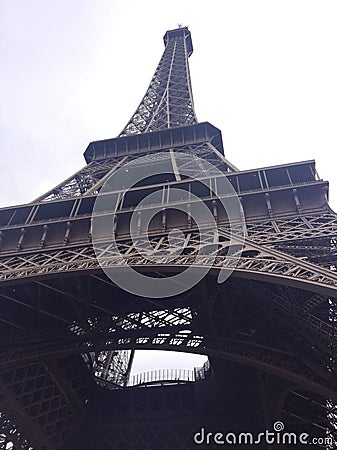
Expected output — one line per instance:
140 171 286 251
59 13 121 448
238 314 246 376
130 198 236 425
119 27 197 136
0 226 336 294
0 26 336 449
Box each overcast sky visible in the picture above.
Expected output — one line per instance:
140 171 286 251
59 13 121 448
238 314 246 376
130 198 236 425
1 0 337 374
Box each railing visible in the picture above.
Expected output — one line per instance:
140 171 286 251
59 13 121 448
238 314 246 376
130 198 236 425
95 359 211 388
128 368 195 386
128 360 211 387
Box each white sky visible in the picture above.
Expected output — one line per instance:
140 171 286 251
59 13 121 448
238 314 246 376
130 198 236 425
1 0 337 374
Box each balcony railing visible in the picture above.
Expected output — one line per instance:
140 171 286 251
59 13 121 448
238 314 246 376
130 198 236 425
128 368 195 386
95 359 211 389
128 360 211 387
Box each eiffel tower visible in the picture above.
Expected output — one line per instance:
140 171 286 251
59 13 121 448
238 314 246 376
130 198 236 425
0 26 337 449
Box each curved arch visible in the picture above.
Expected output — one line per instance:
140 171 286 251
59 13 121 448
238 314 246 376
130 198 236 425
0 254 336 299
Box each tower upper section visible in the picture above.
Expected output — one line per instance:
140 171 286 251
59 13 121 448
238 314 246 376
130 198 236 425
163 27 193 56
119 27 197 136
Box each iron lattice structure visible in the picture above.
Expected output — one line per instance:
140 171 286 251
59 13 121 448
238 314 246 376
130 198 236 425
119 28 197 136
0 27 336 449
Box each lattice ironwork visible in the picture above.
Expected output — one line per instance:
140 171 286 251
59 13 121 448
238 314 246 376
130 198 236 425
1 227 336 297
34 157 127 202
0 25 336 449
0 410 35 450
119 27 197 136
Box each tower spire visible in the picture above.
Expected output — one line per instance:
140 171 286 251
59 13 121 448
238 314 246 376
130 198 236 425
119 27 197 136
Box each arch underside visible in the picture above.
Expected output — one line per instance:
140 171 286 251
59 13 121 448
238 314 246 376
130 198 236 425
0 267 334 374
0 250 336 448
0 269 336 444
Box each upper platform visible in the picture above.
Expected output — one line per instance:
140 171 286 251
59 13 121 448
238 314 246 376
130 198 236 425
163 27 193 56
84 122 223 162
